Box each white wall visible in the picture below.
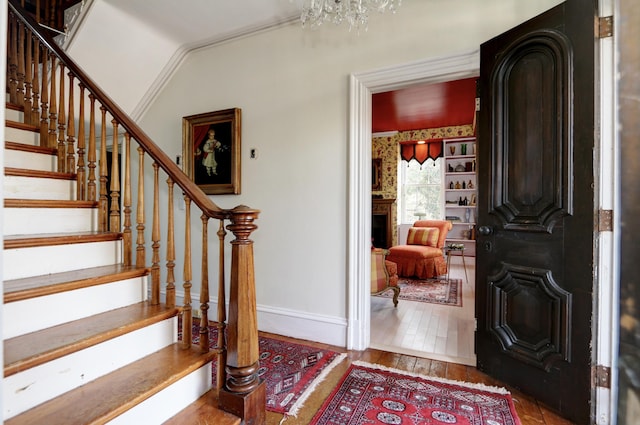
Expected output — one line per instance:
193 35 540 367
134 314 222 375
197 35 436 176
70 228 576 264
138 0 563 346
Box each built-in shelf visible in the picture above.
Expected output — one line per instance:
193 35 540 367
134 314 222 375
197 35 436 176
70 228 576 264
444 137 477 255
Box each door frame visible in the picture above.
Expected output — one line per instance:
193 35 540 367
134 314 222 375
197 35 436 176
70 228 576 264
346 49 479 351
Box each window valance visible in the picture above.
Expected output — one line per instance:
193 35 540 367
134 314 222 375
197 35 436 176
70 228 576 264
399 140 443 165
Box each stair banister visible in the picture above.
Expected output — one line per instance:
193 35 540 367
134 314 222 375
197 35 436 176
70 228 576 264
7 1 265 423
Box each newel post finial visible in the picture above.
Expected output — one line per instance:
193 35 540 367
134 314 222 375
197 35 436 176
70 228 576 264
218 205 265 424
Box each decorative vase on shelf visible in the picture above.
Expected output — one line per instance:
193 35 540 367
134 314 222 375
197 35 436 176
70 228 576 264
465 208 471 223
449 146 455 155
461 144 467 155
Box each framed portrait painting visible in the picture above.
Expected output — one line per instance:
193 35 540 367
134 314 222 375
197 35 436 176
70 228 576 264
182 108 241 195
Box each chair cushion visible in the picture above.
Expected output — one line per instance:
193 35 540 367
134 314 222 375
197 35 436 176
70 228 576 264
406 227 440 247
388 244 443 259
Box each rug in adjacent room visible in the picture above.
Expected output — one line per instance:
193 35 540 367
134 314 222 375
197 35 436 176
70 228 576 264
180 322 346 416
375 277 462 306
310 361 521 425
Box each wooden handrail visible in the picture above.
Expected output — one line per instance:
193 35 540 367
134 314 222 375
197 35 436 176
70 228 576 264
7 0 232 220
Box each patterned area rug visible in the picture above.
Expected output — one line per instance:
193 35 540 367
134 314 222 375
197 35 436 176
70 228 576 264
310 361 521 425
374 278 462 306
179 322 346 416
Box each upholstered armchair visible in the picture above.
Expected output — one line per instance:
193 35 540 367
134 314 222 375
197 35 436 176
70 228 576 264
386 220 452 279
371 248 400 307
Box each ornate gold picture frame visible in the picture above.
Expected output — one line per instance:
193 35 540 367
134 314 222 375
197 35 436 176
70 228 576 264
182 108 241 195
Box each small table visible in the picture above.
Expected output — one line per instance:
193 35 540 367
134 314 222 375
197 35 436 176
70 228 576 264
445 243 468 284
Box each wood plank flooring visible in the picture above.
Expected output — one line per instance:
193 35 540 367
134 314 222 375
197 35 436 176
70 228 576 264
259 258 572 424
371 256 477 365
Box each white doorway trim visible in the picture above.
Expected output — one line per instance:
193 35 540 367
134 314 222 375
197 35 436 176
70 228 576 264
347 50 480 350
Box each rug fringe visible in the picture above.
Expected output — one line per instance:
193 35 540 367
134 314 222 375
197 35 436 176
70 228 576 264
351 360 511 395
281 353 348 420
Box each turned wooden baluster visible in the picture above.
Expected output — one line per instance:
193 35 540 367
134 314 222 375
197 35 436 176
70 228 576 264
216 219 228 390
66 73 76 174
87 94 97 201
122 133 132 266
136 147 146 267
219 206 265 424
98 106 108 231
7 15 18 104
31 37 40 125
109 120 120 232
56 62 66 173
16 21 25 107
47 54 57 149
39 46 49 144
35 0 41 23
76 84 86 200
182 196 193 349
165 177 176 308
200 214 210 354
151 162 161 305
23 24 33 124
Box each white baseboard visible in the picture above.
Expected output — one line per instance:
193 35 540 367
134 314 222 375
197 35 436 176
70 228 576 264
256 304 348 348
170 291 348 348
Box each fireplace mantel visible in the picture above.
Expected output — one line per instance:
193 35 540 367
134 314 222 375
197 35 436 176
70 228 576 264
372 198 395 248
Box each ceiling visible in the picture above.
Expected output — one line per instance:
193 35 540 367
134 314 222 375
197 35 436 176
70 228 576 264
103 0 303 46
372 77 477 134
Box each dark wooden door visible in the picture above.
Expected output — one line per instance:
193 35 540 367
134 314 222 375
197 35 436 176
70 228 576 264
475 3 595 424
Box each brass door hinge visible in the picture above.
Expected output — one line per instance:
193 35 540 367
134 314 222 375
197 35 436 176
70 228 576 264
598 209 613 232
592 365 611 388
598 16 613 38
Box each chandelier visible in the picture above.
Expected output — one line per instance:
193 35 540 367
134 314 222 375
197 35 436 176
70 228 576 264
301 0 401 30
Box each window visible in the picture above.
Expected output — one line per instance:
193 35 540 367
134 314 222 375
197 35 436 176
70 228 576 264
398 158 443 224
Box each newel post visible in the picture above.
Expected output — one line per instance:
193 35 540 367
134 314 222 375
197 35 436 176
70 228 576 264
218 205 265 424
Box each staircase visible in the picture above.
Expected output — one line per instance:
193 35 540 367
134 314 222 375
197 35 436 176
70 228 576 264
2 106 240 424
3 0 265 423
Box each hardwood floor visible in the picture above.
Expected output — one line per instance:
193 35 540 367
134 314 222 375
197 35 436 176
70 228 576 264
371 256 477 365
259 257 572 424
260 330 574 424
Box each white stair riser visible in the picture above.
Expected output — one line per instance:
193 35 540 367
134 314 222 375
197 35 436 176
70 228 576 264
5 126 39 145
5 149 57 172
110 364 213 425
4 207 98 236
6 108 23 122
3 240 122 280
4 175 76 200
3 318 178 420
3 276 148 339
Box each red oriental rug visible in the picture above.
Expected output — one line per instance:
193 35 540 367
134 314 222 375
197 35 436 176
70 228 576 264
310 361 521 425
179 322 346 417
375 278 462 307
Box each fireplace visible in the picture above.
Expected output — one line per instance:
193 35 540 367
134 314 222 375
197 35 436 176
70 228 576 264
372 198 395 248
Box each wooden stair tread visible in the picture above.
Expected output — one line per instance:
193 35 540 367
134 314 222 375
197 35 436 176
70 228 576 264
4 198 98 208
163 389 241 425
5 344 217 425
4 141 57 155
4 167 76 180
4 264 149 303
5 120 38 132
4 231 122 249
4 302 179 376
